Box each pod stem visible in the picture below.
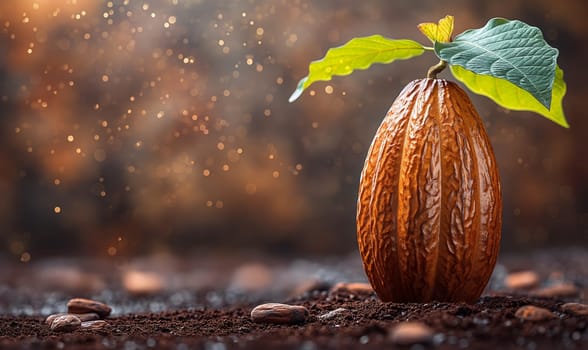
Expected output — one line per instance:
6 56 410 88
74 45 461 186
427 60 447 79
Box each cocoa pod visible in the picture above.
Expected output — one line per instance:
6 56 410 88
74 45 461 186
357 79 502 302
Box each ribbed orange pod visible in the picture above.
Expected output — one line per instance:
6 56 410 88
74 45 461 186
356 78 502 303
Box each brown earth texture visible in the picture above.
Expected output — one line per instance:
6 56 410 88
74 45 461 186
0 248 587 349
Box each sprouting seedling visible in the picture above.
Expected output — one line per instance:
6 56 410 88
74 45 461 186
288 15 569 303
289 15 568 128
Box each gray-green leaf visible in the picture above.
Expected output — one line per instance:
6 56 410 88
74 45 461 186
435 18 558 109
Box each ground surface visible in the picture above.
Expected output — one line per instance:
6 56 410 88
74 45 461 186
0 248 586 349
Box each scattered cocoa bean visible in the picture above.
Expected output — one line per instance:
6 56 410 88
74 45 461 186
561 303 588 316
515 305 555 321
388 322 434 345
504 270 539 290
250 303 309 324
50 314 81 332
34 266 105 292
330 282 374 294
76 313 100 322
67 298 112 318
46 312 99 325
531 283 579 298
122 270 164 295
81 320 109 330
45 313 67 325
318 308 348 320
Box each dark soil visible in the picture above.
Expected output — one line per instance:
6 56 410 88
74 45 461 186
0 249 587 349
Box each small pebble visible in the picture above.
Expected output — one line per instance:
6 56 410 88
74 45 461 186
67 298 112 318
504 270 540 290
330 282 374 294
251 303 309 324
318 308 348 320
561 303 588 316
515 305 555 321
531 283 579 298
388 322 434 345
81 320 109 330
50 314 81 332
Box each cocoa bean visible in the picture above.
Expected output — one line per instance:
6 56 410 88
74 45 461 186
81 320 109 330
330 282 373 294
389 322 434 345
504 271 540 290
122 270 164 295
250 303 309 324
67 298 112 318
45 313 67 325
76 313 100 322
531 283 579 298
561 303 588 316
515 305 555 321
50 314 81 332
46 312 99 325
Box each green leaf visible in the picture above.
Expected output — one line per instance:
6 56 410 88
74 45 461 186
418 15 454 43
289 35 425 102
435 18 558 109
450 65 568 128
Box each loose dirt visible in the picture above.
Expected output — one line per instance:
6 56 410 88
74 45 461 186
1 249 586 349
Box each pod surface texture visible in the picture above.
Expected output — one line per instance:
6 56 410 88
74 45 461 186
357 78 502 303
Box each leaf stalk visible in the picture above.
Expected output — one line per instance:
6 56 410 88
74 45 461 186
427 60 447 79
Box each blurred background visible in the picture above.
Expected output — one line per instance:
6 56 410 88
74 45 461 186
0 0 586 261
